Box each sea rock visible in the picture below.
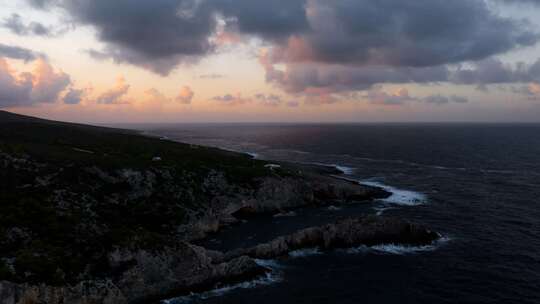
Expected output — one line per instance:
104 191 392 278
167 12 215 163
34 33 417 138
226 217 439 260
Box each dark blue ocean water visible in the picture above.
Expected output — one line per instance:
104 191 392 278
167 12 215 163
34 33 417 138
143 124 540 304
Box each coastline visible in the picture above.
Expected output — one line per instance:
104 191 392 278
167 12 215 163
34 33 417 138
0 115 440 304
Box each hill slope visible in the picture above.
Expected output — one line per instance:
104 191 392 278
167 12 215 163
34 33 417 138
0 111 397 303
0 111 280 283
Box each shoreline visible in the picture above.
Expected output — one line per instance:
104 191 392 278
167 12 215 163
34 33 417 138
0 117 439 304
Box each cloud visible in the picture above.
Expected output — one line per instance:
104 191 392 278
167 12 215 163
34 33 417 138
361 86 469 106
262 61 449 95
286 100 300 107
0 57 71 108
253 0 540 98
34 0 537 77
511 82 540 99
215 0 309 41
0 44 40 62
0 58 34 107
26 0 57 8
62 88 85 104
254 93 282 106
176 86 195 104
365 86 416 105
2 14 52 36
265 0 538 67
261 55 540 98
450 58 540 85
423 94 469 105
65 0 219 75
96 76 130 104
199 73 226 79
30 58 71 103
212 93 251 106
498 0 540 5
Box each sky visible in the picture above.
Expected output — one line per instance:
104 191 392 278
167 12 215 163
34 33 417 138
1 0 540 123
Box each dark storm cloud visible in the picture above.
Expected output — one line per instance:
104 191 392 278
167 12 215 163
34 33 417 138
263 58 540 96
498 0 540 5
61 0 310 74
266 64 450 94
0 44 39 62
215 0 309 41
291 0 539 67
63 0 218 75
3 14 51 36
451 58 540 85
25 0 540 82
26 0 55 8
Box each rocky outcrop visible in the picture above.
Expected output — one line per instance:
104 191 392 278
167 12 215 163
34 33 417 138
0 280 126 304
0 216 438 304
0 243 267 304
224 217 439 260
182 174 391 239
109 243 266 304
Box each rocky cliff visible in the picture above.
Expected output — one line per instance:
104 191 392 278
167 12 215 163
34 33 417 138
0 111 437 304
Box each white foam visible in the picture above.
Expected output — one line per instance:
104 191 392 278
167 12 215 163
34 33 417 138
372 237 450 255
245 152 259 159
327 205 342 211
361 180 427 206
334 165 356 175
371 243 437 254
344 237 450 255
165 269 282 304
289 248 322 258
254 259 283 269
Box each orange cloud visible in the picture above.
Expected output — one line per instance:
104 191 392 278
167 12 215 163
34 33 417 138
96 76 130 104
176 86 194 104
0 57 70 108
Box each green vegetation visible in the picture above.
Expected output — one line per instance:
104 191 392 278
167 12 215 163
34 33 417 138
0 111 294 285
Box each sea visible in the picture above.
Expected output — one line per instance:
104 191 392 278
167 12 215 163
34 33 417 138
135 123 540 304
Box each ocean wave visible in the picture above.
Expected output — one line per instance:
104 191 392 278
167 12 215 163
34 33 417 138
345 237 450 255
327 205 342 211
334 165 356 175
245 151 259 159
303 162 356 175
254 259 284 269
361 180 427 206
164 264 282 304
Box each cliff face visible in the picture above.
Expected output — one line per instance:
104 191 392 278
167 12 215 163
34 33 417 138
0 111 436 304
0 216 438 304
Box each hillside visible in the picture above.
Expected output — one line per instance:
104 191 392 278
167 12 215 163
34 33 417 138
0 111 432 304
0 111 284 284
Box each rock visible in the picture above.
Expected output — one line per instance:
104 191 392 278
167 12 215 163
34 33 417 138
232 206 259 220
227 217 439 260
0 280 127 304
0 245 267 304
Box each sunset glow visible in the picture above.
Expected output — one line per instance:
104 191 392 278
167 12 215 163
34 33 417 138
2 0 540 123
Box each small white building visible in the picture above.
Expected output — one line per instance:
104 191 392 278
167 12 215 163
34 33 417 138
152 156 162 162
